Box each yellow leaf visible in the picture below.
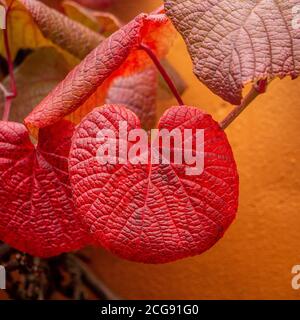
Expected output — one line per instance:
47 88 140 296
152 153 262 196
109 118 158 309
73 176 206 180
20 0 103 59
0 0 50 59
62 0 120 37
0 0 102 61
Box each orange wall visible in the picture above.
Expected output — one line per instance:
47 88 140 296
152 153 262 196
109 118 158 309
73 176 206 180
87 0 300 300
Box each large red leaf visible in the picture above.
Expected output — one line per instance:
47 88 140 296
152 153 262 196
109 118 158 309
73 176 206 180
69 104 239 263
0 120 89 257
24 10 175 130
164 0 300 104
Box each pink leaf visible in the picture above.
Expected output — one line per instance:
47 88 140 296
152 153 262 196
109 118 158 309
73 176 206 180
164 0 300 104
106 67 158 130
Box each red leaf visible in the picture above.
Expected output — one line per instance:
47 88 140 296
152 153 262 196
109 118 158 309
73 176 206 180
0 120 89 257
69 105 239 263
24 11 175 130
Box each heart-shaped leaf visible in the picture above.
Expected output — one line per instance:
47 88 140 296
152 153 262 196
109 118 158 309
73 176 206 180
24 11 176 130
69 104 239 263
164 0 300 104
0 120 89 257
106 67 158 130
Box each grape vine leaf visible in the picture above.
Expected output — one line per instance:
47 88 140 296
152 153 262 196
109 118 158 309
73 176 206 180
69 104 239 263
164 0 300 104
106 67 158 130
0 120 90 257
24 11 176 130
0 47 73 122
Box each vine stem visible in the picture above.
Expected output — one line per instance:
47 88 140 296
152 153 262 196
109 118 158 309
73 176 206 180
139 43 184 106
219 79 268 130
1 4 17 121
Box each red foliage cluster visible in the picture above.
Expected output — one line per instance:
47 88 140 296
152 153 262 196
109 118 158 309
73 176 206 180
0 0 242 263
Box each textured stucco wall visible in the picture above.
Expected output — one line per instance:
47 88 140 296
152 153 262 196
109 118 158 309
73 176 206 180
86 0 300 300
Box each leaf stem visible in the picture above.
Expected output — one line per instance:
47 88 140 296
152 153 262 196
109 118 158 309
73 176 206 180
219 79 268 130
1 6 17 121
2 96 13 121
139 43 184 106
